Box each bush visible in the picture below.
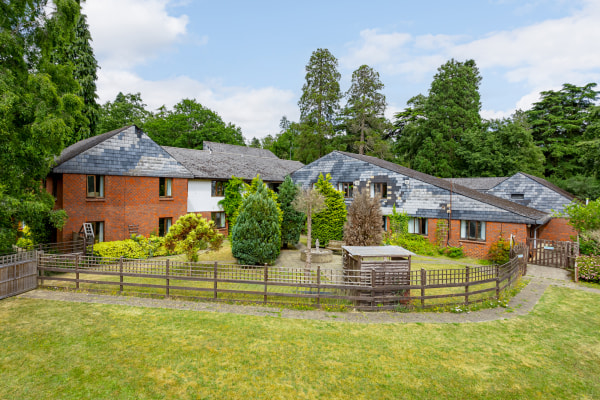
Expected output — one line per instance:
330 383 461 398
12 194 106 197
577 255 600 282
93 239 149 259
579 230 600 256
344 188 383 246
389 234 438 256
277 176 305 248
164 214 224 262
232 179 281 265
488 236 511 264
312 174 347 247
440 246 464 258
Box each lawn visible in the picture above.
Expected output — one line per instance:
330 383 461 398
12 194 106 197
1 285 599 399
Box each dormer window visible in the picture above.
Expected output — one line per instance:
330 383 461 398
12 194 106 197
511 193 525 200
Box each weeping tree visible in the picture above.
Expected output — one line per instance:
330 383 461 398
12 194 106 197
344 188 383 246
232 179 282 265
292 188 325 270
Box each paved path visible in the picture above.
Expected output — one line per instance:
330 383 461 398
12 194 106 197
18 265 600 324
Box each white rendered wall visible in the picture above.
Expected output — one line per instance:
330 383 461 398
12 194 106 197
187 180 224 212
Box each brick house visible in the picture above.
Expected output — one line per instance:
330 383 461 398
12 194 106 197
48 126 302 242
48 126 193 242
291 151 575 259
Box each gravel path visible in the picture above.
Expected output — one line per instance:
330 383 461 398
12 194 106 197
18 265 600 324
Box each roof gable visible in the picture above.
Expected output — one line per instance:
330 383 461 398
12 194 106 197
53 126 193 178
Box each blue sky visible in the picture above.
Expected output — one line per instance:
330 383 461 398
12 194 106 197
83 0 600 140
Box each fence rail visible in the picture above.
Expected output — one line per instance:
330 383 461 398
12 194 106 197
37 253 527 310
527 238 579 269
0 251 38 300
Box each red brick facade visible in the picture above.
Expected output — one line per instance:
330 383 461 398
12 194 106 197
52 174 188 242
536 218 577 241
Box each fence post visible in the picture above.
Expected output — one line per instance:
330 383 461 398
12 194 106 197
371 268 376 308
420 269 426 309
75 254 80 290
495 265 500 299
264 265 268 304
37 250 44 286
316 265 321 309
165 259 170 299
574 260 579 283
213 262 218 300
119 256 123 293
465 266 470 306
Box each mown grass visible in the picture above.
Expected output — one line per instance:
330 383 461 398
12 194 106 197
1 285 599 399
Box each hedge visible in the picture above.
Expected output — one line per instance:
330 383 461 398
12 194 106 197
577 255 600 283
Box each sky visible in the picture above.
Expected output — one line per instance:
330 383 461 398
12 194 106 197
83 0 600 140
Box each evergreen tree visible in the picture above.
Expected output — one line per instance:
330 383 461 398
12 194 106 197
232 180 281 265
217 176 247 237
343 65 389 156
265 116 300 160
143 98 244 149
164 214 224 262
249 137 261 148
391 94 427 168
312 174 347 246
343 188 383 246
277 176 305 248
297 48 342 163
0 0 83 250
97 92 151 133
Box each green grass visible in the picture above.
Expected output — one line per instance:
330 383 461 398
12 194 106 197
1 285 599 399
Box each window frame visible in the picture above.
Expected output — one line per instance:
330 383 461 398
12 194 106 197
372 182 388 199
211 212 227 229
89 221 104 243
408 217 428 235
158 217 172 237
86 175 105 198
159 177 173 198
460 220 486 241
211 180 226 197
339 182 354 198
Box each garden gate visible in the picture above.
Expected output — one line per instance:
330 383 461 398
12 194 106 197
527 238 579 269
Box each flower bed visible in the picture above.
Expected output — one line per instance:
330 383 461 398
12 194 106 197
576 255 600 283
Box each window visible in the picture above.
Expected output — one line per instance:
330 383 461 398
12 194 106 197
89 221 104 243
372 182 387 199
159 177 172 197
211 212 226 229
86 175 104 198
511 193 525 200
460 220 486 241
408 218 428 235
158 218 172 237
339 182 354 198
212 181 225 197
382 216 388 231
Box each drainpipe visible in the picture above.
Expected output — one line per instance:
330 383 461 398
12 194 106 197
446 180 453 247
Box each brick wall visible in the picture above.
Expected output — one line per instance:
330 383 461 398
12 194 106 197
537 218 577 241
426 218 528 259
56 174 188 242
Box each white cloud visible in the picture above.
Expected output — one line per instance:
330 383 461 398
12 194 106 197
341 29 411 69
83 0 189 68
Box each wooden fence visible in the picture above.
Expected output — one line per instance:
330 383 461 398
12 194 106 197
0 251 38 300
527 238 579 269
37 253 527 311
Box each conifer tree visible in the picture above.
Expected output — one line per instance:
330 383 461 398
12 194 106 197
312 174 347 246
277 176 305 248
232 179 281 265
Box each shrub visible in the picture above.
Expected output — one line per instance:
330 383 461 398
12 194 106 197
93 240 149 259
488 236 511 264
440 246 464 258
579 230 600 256
218 176 247 238
577 255 600 283
164 214 224 262
232 179 281 265
391 234 437 256
344 188 383 246
312 173 347 247
277 176 305 248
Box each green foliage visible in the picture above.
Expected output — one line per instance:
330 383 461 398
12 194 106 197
164 214 224 262
390 234 438 256
343 65 390 157
579 231 600 256
388 205 409 236
551 175 600 202
488 236 511 264
563 199 600 232
232 179 281 265
277 176 305 248
297 49 342 163
312 174 347 246
217 176 247 237
143 99 244 149
439 246 465 258
577 255 600 282
93 239 149 259
97 92 151 133
262 116 300 160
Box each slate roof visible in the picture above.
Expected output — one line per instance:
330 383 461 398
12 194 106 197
443 177 509 191
336 151 551 224
53 126 130 166
163 146 304 181
518 172 575 201
204 141 278 159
